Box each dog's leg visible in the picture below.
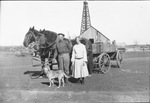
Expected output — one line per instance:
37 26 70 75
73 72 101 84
62 77 65 87
49 79 52 87
51 79 54 86
57 78 61 88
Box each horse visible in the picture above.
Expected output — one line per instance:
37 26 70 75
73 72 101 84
23 26 59 77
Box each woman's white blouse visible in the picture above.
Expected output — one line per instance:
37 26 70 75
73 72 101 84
71 43 87 62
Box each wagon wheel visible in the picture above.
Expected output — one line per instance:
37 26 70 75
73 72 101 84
116 50 123 68
98 53 111 74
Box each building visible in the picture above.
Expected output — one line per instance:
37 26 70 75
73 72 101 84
80 26 110 44
80 1 110 44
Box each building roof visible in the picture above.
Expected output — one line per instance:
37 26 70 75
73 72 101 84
81 25 110 41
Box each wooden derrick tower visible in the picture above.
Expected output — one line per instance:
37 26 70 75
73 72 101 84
80 1 91 35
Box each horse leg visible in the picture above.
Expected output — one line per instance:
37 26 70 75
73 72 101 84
39 57 45 77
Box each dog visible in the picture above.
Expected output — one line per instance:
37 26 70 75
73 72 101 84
43 60 70 88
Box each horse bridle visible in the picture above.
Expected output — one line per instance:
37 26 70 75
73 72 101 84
25 30 35 45
35 32 57 48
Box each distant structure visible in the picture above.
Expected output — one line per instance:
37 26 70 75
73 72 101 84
80 1 110 44
80 1 91 34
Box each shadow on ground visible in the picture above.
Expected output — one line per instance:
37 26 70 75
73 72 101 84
24 71 41 79
41 77 80 87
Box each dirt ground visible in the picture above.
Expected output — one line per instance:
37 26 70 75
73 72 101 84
0 52 149 103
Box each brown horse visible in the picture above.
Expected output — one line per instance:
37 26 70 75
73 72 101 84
23 26 59 77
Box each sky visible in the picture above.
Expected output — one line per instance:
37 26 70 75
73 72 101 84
0 1 150 46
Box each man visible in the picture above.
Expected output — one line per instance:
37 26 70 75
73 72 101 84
80 38 93 75
53 33 72 85
86 40 93 75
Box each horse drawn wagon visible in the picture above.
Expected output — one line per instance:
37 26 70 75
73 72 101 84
24 26 123 75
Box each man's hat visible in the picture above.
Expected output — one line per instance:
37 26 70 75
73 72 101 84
58 33 65 37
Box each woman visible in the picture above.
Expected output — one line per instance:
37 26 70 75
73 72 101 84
71 36 89 84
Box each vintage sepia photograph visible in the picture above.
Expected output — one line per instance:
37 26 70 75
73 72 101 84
0 0 150 103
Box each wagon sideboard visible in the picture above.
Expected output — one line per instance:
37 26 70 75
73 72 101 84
92 42 117 54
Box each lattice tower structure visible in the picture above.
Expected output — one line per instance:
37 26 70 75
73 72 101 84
80 1 91 35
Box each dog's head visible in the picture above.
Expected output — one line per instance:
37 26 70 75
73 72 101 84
44 58 51 66
44 58 49 65
43 58 51 74
43 66 50 74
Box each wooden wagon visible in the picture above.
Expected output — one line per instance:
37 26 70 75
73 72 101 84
80 26 123 74
91 41 123 74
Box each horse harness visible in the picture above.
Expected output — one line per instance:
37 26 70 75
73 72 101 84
34 32 58 59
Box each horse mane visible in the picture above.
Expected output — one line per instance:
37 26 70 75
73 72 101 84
33 29 39 36
39 29 58 46
29 27 39 36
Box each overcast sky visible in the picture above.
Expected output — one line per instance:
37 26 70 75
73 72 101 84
0 1 150 46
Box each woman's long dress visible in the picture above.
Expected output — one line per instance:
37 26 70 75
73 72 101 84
71 43 89 78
